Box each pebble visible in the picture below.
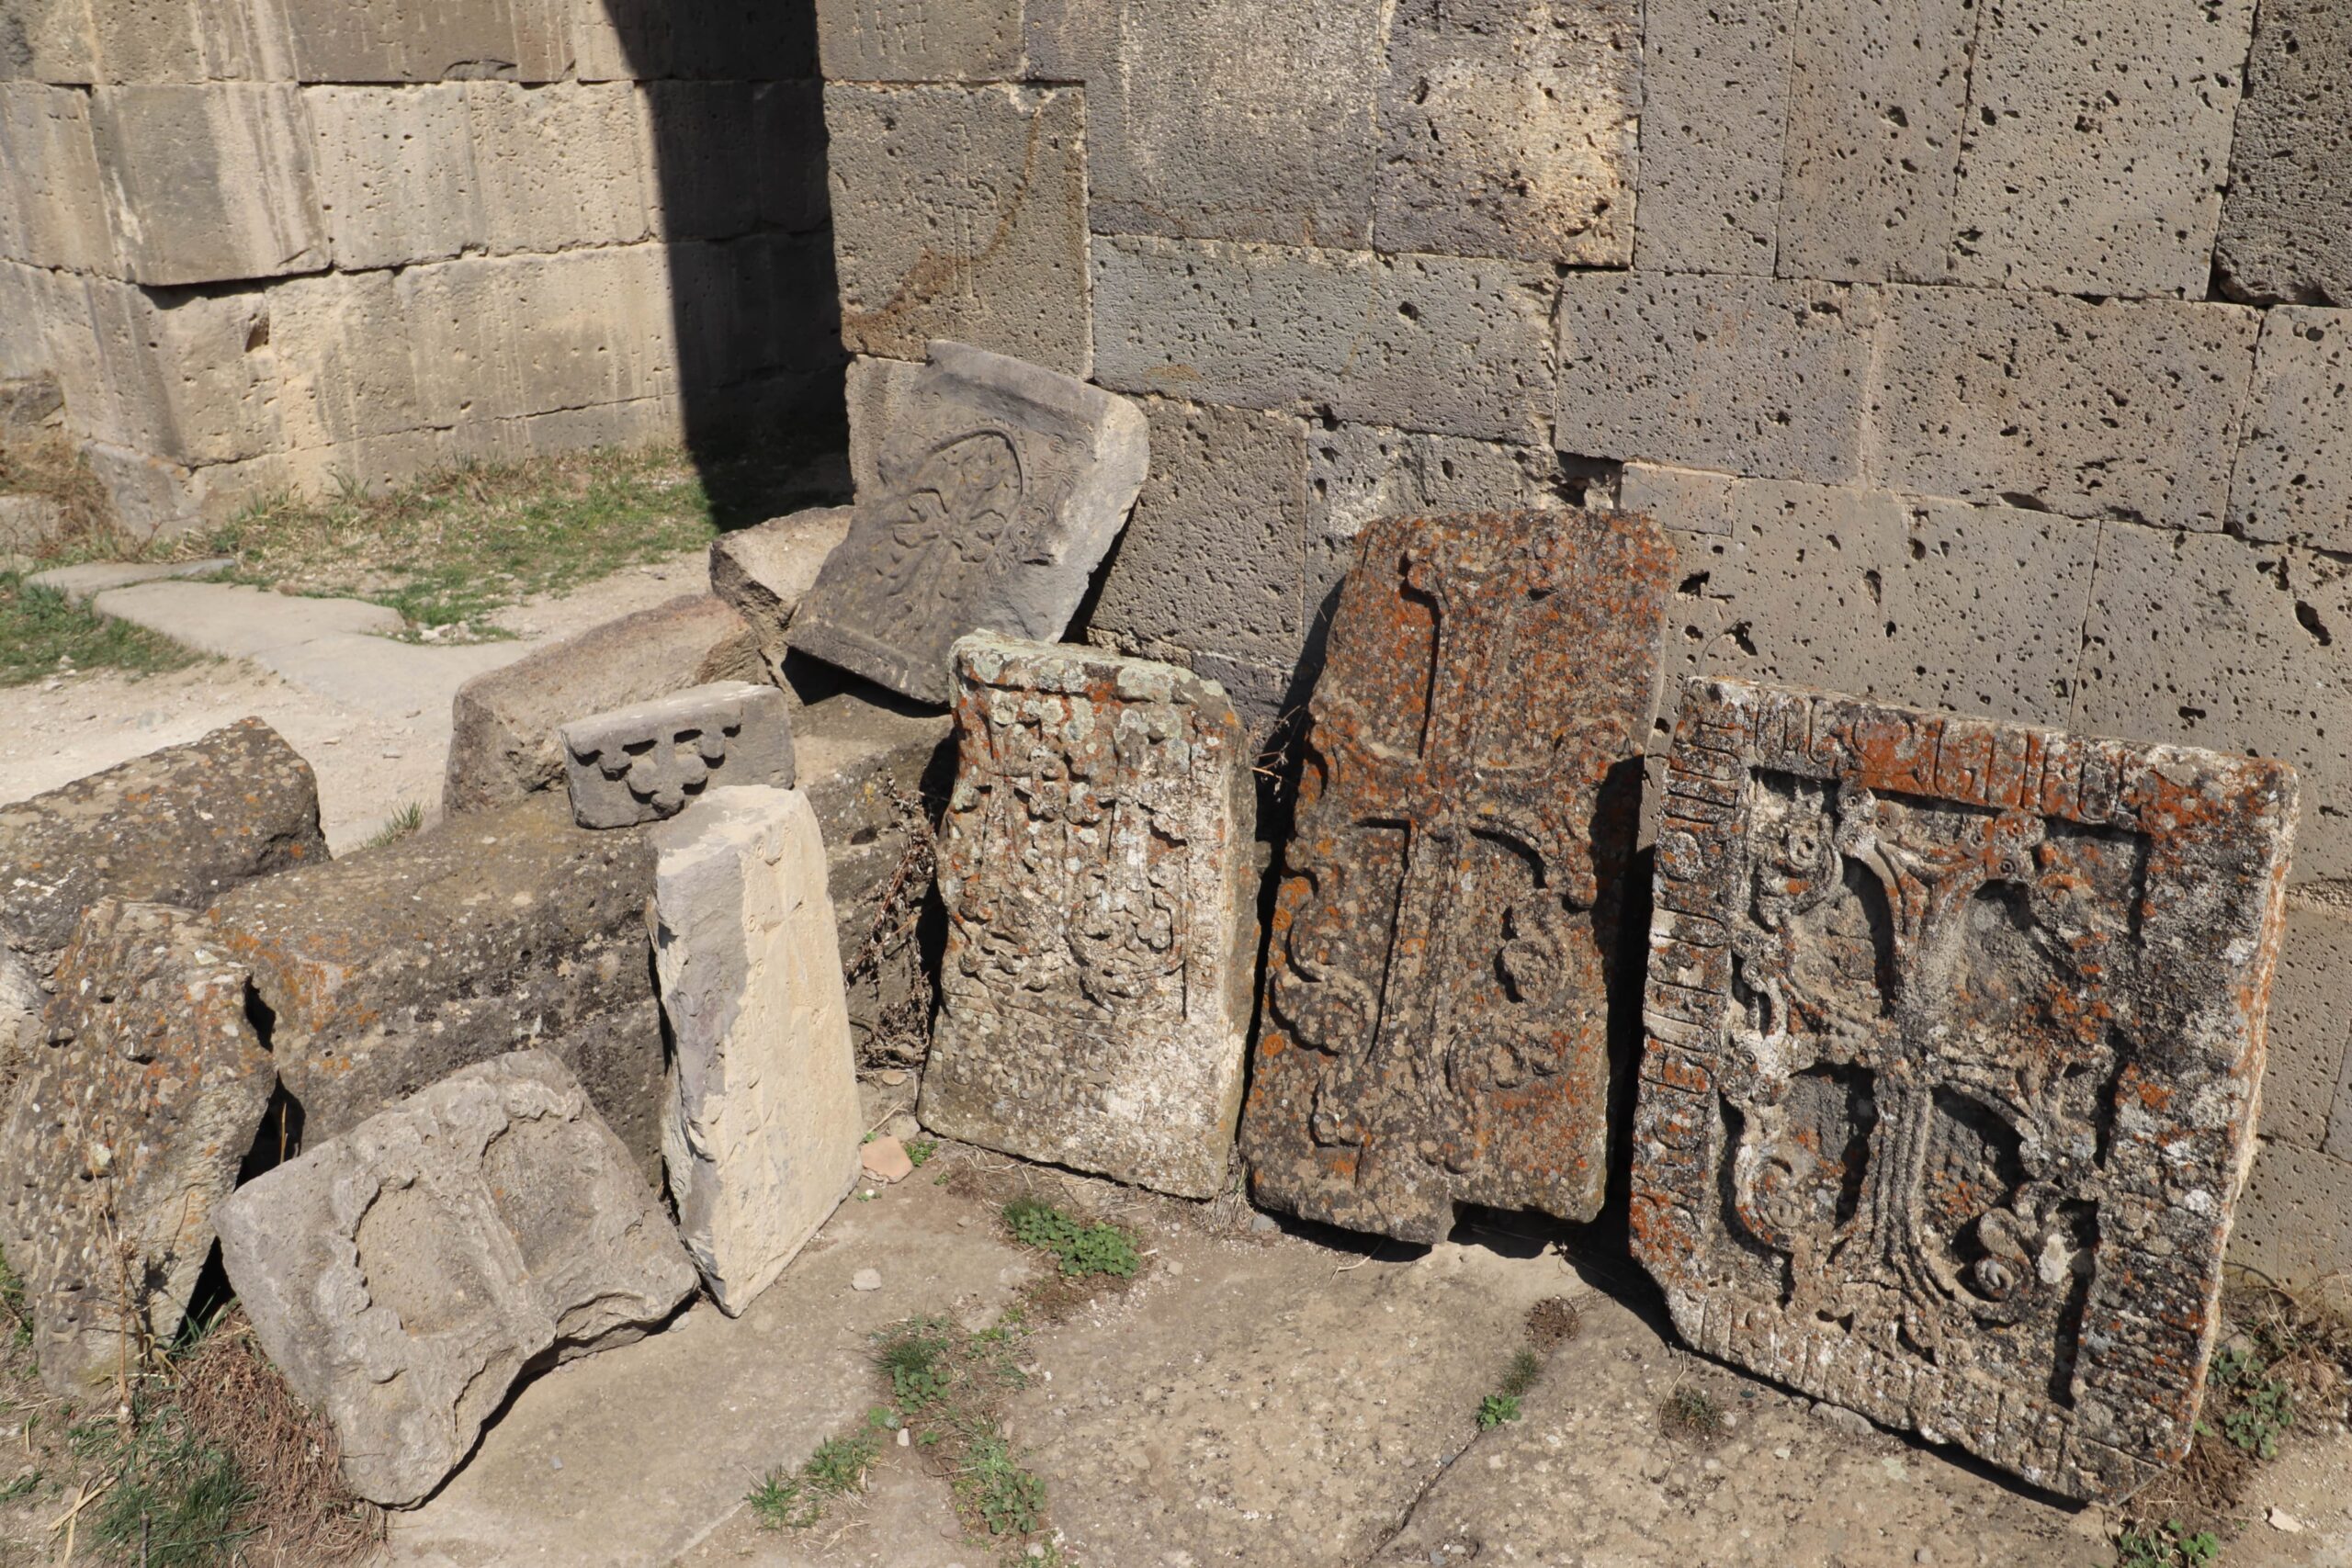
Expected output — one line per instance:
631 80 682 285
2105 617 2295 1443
2270 1507 2304 1533
1248 1213 1279 1234
852 1268 882 1292
1812 1402 1871 1438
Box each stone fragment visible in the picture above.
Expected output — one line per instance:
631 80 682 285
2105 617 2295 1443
560 682 795 830
2215 0 2352 306
2229 306 2352 553
214 1051 695 1507
788 342 1148 705
851 1267 882 1291
707 505 853 679
845 355 922 500
88 85 328 287
1242 508 1671 1240
860 1137 913 1185
648 788 860 1314
0 901 274 1397
920 635 1259 1199
1633 0 1792 275
0 718 325 966
205 794 666 1179
443 593 760 815
1631 676 2299 1499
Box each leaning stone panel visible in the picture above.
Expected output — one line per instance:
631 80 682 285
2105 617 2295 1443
1241 508 1671 1241
215 1051 695 1507
1630 677 2299 1499
786 341 1148 705
0 900 275 1397
920 634 1259 1199
561 681 795 829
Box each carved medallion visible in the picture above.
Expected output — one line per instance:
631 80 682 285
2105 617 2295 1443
1632 678 2299 1498
1241 508 1672 1241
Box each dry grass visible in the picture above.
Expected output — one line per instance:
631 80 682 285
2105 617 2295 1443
0 427 116 555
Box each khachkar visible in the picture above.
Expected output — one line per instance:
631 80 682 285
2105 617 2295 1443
1242 508 1672 1241
787 342 1148 705
919 633 1257 1198
1632 678 2298 1499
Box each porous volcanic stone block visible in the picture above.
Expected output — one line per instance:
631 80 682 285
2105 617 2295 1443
1307 425 1563 552
649 788 860 1313
1243 508 1671 1240
465 82 653 256
205 794 668 1178
1555 272 1879 484
398 247 677 426
444 592 760 815
89 85 327 288
560 682 796 829
1632 677 2298 1499
0 718 325 966
817 0 1022 80
82 275 281 465
2233 1139 2352 1288
789 342 1148 705
1871 286 2258 527
846 354 921 500
2229 306 2352 553
83 0 288 82
708 505 853 679
1 0 94 82
1095 236 1556 444
2215 0 2352 306
2259 902 2352 1152
305 85 483 270
0 950 38 1088
1374 0 1639 265
1634 0 1792 275
0 85 110 274
0 901 274 1397
1949 0 2253 298
281 0 570 83
922 636 1259 1198
825 84 1089 375
272 269 427 449
214 1051 696 1507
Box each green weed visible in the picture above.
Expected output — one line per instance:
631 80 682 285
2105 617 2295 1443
83 1408 255 1568
956 1428 1045 1537
2115 1519 2222 1568
745 1416 888 1530
2206 1346 2294 1460
876 1324 955 1412
0 571 201 687
1476 1394 1521 1430
906 1138 938 1168
1001 1199 1140 1280
1498 1348 1543 1399
1659 1385 1728 1443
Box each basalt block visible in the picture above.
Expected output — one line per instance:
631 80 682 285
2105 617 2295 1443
0 901 275 1397
1241 508 1672 1241
1629 677 2299 1499
560 682 796 829
214 1051 696 1507
786 342 1148 705
920 634 1259 1199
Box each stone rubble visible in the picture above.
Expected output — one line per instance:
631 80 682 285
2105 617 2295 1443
560 679 795 829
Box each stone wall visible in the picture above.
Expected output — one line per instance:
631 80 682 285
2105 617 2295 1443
0 0 841 536
816 0 2352 1285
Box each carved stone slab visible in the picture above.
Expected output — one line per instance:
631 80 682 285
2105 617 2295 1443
0 900 275 1396
786 341 1149 704
1241 508 1672 1241
560 680 794 829
650 787 862 1314
919 634 1258 1198
1631 678 2299 1499
214 1051 697 1507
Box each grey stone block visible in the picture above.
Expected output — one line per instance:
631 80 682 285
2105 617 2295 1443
1948 0 2254 299
0 85 110 274
561 682 796 830
80 277 280 466
83 0 288 82
1871 285 2259 526
845 354 921 500
790 341 1148 704
1613 462 1736 538
642 81 763 243
1774 0 1972 283
305 85 482 270
0 372 61 431
281 0 570 83
2228 306 2352 554
1373 0 1639 265
1554 271 1879 483
81 442 201 537
214 1051 696 1507
465 82 653 257
2230 1139 2352 1288
825 83 1089 376
271 270 427 450
753 82 831 235
0 495 61 553
2262 901 2352 1151
0 0 94 83
1634 0 1792 275
1303 423 1568 614
817 0 1022 81
1096 234 1556 444
398 248 676 426
709 505 852 678
89 85 328 288
2215 0 2352 306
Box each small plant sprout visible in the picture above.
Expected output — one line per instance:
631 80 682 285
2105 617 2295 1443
1001 1198 1141 1280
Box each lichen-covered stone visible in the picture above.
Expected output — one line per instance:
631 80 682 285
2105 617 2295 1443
788 342 1148 705
1630 677 2299 1499
214 1051 696 1507
560 682 796 829
920 635 1258 1199
1242 509 1671 1241
0 901 274 1397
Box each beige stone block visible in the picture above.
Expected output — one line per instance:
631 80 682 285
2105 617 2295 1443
82 277 280 466
86 0 291 82
844 353 920 502
2262 902 2352 1150
399 247 675 427
271 270 425 448
2230 1139 2352 1287
306 85 482 270
281 0 570 83
91 85 327 288
466 83 654 256
0 85 111 274
0 0 96 83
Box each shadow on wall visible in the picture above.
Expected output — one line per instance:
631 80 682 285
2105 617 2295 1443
599 0 847 529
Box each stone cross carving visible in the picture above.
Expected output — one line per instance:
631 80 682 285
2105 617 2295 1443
1242 508 1671 1241
1633 678 2299 1499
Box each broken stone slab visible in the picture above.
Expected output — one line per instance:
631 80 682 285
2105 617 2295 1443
204 793 666 1179
786 341 1148 705
214 1050 696 1508
442 592 762 816
649 787 861 1314
560 681 795 830
24 557 233 605
0 717 327 968
0 900 275 1398
1631 676 2301 1500
707 505 853 681
1241 509 1672 1241
919 633 1259 1199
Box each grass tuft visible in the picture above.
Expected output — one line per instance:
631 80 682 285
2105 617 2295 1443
1001 1199 1140 1280
1659 1385 1728 1444
362 802 426 852
0 571 202 688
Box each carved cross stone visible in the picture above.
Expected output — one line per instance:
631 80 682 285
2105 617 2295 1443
1632 678 2299 1499
1242 508 1671 1241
